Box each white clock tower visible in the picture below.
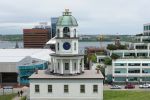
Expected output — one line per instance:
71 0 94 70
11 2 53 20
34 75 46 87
50 9 84 75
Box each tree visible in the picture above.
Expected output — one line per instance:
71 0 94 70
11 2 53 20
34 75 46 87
90 54 97 63
111 53 119 60
107 44 117 50
104 57 112 65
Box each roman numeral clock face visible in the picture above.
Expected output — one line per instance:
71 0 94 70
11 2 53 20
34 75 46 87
63 42 71 50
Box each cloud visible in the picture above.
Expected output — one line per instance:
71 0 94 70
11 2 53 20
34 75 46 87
0 0 149 34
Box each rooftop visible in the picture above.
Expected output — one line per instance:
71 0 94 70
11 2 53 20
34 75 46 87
29 70 104 79
0 49 54 62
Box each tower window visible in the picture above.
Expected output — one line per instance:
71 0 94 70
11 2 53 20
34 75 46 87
74 63 76 70
74 29 76 37
93 85 98 93
64 85 69 93
57 43 59 51
35 85 40 93
63 27 70 38
80 85 85 93
74 42 76 50
58 63 60 70
65 63 69 70
48 85 52 93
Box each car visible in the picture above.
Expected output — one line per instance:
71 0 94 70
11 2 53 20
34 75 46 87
139 84 150 88
125 84 135 89
110 85 121 89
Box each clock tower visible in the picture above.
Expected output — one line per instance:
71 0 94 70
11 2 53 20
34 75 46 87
50 9 84 75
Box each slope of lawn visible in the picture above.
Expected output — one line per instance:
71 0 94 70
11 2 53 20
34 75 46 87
0 93 17 100
104 90 150 100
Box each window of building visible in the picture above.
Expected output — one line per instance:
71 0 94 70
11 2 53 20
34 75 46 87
65 63 69 70
128 68 140 73
93 85 98 93
57 43 59 51
63 27 70 38
48 85 52 93
80 85 85 93
58 63 60 70
128 63 140 66
64 85 69 93
74 29 76 37
35 85 39 93
74 63 76 70
74 42 76 50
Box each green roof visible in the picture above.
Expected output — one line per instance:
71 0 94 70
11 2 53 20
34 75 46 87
56 10 78 26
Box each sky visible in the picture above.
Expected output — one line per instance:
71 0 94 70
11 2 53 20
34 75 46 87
0 0 150 35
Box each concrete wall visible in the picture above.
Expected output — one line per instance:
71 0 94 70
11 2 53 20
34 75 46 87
30 79 103 100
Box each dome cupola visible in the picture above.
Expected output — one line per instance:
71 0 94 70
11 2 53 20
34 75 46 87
56 9 78 27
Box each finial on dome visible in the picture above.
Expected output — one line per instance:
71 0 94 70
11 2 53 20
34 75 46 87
63 9 71 16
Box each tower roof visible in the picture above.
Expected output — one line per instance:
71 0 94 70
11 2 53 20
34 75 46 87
56 9 78 26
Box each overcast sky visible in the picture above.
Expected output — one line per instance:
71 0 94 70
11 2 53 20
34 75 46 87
0 0 149 35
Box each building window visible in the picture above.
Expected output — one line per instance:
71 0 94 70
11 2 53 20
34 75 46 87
65 63 69 70
58 63 60 70
64 85 69 93
57 43 59 51
63 27 70 38
80 85 85 93
35 85 39 93
74 63 76 70
74 42 76 50
74 29 76 37
93 85 98 93
48 85 52 93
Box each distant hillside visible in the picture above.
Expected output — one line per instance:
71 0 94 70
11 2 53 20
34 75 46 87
0 34 23 41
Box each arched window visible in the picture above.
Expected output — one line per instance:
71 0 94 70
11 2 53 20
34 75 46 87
57 29 60 37
63 27 70 38
74 29 76 37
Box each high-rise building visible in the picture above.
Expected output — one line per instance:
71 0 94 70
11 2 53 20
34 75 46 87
23 23 51 48
51 17 58 37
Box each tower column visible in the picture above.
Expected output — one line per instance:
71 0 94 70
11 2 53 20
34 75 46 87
70 60 73 74
60 59 64 74
82 58 84 72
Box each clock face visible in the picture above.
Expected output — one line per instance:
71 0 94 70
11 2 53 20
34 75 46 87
63 42 71 50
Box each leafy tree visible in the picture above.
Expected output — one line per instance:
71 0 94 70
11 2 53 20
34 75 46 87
111 53 120 59
104 57 112 65
107 44 117 50
91 54 97 63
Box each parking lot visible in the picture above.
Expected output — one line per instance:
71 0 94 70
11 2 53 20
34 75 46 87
104 84 150 91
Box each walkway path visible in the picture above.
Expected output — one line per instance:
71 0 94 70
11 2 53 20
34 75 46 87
12 91 27 100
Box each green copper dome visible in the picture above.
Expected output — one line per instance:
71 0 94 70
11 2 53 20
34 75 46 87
56 9 78 26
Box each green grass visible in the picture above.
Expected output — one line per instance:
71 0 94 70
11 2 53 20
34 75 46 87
104 90 150 100
0 93 17 100
21 96 26 100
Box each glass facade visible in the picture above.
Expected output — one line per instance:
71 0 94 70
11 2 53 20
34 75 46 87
114 77 126 81
128 77 140 81
115 63 127 66
142 63 150 66
114 68 127 73
128 68 140 73
142 68 150 73
51 17 58 37
128 63 140 66
18 62 48 85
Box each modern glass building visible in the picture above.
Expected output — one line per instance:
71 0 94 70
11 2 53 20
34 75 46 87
17 58 48 85
51 17 58 38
